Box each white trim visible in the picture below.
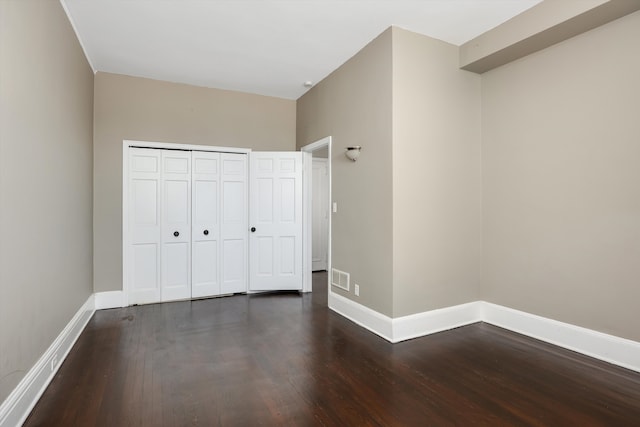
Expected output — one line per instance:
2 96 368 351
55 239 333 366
328 295 640 372
300 137 331 153
59 1 97 73
302 151 313 292
481 302 640 373
328 292 394 341
329 293 481 343
122 142 130 307
301 136 332 295
95 291 126 310
124 139 251 154
0 295 95 427
392 302 482 343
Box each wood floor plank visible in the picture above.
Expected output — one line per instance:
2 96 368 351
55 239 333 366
24 272 640 426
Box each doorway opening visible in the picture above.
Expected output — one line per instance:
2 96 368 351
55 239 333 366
301 137 332 300
122 140 306 307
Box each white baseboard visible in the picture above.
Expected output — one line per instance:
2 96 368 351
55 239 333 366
328 292 394 341
329 293 640 372
392 302 482 343
0 295 95 427
480 301 640 373
95 291 126 309
328 292 481 343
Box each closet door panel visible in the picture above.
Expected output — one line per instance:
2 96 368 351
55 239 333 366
221 154 248 294
161 150 192 301
223 239 244 286
132 244 158 292
192 152 221 298
129 148 162 304
192 241 217 290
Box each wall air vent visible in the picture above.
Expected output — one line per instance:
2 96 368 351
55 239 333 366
331 268 350 291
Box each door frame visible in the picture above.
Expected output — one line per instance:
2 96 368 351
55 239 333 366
122 140 250 306
300 136 332 296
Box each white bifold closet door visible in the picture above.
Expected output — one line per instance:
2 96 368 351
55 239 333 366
128 147 247 305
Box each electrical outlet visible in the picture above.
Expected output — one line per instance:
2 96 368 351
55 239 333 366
355 284 360 296
51 354 58 372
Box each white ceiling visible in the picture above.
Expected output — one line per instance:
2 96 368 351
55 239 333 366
61 0 542 100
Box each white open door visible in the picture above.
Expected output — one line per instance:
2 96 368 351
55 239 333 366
249 152 303 291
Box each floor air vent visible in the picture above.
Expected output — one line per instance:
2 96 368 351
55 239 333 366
331 268 350 291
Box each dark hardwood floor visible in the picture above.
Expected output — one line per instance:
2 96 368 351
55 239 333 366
25 272 640 426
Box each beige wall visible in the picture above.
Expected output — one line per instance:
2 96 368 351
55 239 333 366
93 73 296 293
312 147 328 158
0 0 94 403
0 9 633 409
482 11 640 341
297 30 394 316
392 28 482 317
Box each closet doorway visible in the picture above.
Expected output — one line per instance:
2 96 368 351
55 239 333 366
122 140 308 305
301 136 332 296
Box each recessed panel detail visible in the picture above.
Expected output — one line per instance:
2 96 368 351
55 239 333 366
165 243 189 287
279 158 295 172
258 178 274 223
280 178 295 223
195 158 218 174
280 237 295 276
133 180 157 225
193 241 217 284
223 159 245 175
257 237 274 276
257 158 274 173
165 180 189 223
194 181 217 224
132 155 158 173
223 181 244 224
223 239 244 282
133 244 157 290
164 157 189 173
